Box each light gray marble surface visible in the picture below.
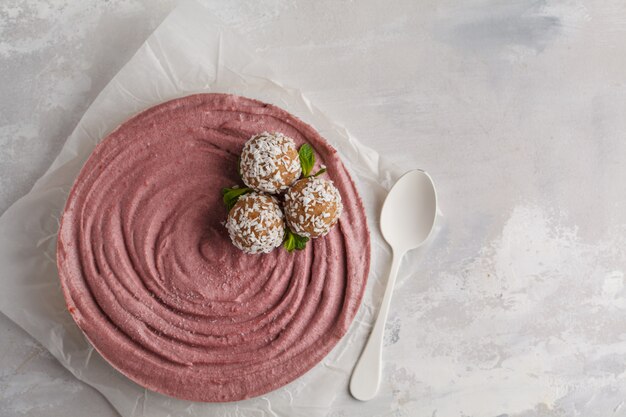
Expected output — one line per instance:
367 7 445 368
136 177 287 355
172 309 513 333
2 0 626 416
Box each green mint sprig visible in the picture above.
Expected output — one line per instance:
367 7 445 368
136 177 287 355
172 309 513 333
222 186 251 211
283 227 309 252
299 144 315 177
299 144 327 178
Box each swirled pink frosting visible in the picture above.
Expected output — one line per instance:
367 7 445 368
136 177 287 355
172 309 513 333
57 93 370 402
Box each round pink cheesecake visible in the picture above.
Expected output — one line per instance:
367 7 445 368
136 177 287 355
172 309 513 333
57 93 370 402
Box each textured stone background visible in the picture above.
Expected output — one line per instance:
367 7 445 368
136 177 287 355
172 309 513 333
2 0 626 416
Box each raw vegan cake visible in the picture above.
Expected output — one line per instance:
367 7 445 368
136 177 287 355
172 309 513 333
56 93 370 402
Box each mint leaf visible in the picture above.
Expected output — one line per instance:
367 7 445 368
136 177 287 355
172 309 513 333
222 186 251 211
283 229 295 252
312 167 327 177
283 227 309 252
298 144 315 177
293 233 309 250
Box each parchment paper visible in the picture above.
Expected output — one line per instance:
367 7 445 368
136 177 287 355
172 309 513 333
0 1 429 415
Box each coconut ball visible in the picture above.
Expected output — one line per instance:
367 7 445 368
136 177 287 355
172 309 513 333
239 132 302 194
283 177 343 239
226 192 285 254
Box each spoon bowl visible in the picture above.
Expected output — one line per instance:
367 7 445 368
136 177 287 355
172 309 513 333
380 170 438 252
350 169 438 401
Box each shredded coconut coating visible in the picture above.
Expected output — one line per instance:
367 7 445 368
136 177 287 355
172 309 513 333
226 192 285 254
284 177 343 238
239 132 302 194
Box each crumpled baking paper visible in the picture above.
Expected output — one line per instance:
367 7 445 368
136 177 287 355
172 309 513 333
0 1 432 416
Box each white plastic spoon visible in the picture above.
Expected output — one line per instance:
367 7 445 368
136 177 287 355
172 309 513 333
350 169 438 401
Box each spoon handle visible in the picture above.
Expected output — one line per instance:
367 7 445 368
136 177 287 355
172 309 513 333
350 251 403 401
